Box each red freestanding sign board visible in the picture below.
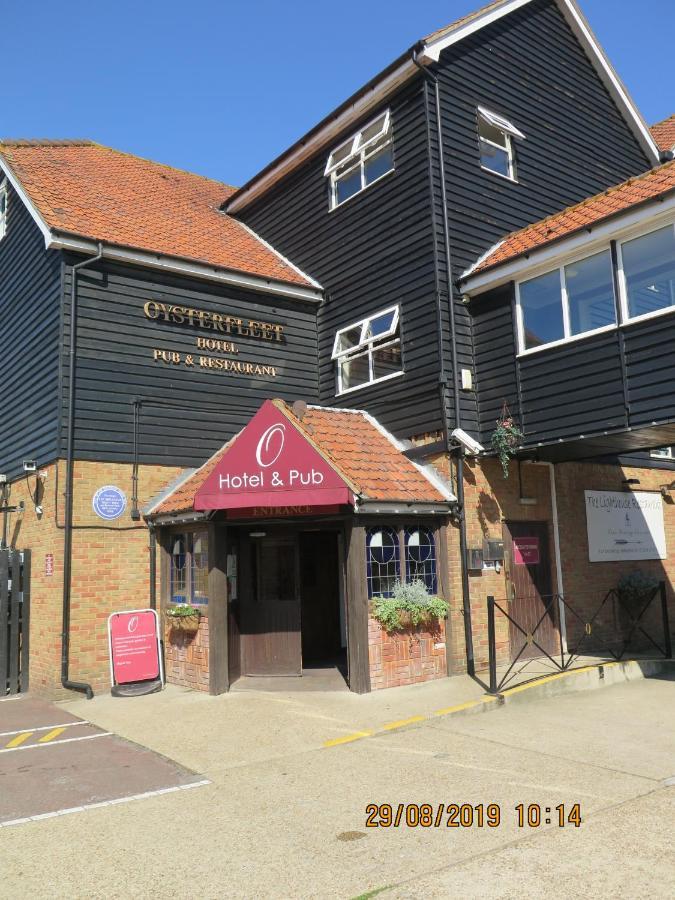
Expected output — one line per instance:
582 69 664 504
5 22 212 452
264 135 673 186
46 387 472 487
108 609 163 691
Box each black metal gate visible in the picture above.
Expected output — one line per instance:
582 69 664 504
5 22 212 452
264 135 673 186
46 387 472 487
486 581 673 694
1 549 31 696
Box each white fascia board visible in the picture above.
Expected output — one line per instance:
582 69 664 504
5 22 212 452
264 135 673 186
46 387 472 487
461 190 675 296
0 156 54 246
419 0 531 62
226 58 417 213
48 232 324 304
558 0 660 163
235 219 323 289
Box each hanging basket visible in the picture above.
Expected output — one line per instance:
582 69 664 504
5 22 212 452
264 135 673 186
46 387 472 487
169 615 200 634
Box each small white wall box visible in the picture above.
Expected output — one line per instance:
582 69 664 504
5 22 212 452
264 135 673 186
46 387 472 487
467 547 484 570
461 368 473 391
483 538 505 561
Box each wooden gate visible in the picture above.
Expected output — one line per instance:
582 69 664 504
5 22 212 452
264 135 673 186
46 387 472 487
1 549 31 696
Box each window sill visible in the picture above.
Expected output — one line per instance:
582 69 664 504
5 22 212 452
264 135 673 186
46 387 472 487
516 323 616 357
337 369 404 396
480 165 518 184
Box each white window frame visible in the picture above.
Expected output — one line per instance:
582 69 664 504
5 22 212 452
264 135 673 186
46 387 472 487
616 221 675 326
332 304 403 395
325 110 394 210
515 248 618 355
477 107 524 183
0 180 8 241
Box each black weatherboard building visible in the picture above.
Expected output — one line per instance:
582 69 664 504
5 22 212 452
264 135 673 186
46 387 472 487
0 0 673 700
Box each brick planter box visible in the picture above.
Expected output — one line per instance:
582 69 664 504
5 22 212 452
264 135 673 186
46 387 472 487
164 613 209 692
368 615 447 691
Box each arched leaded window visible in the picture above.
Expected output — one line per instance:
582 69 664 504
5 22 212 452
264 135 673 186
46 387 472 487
404 527 437 594
367 526 400 597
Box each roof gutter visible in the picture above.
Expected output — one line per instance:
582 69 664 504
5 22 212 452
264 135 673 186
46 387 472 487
48 232 324 304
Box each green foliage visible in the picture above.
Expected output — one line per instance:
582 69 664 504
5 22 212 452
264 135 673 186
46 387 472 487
617 570 659 607
166 604 201 619
370 579 449 633
491 406 523 479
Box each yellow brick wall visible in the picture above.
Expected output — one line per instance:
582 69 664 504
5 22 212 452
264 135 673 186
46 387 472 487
6 459 183 698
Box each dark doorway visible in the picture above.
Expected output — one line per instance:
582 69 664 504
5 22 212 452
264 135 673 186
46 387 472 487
503 521 558 659
299 531 343 666
240 535 302 676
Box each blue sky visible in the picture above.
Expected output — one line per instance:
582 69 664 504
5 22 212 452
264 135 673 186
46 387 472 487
1 1 671 186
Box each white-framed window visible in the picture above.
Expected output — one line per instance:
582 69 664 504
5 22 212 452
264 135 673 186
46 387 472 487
332 305 402 394
0 180 8 241
516 249 616 352
617 223 675 322
477 107 524 182
650 447 675 460
324 110 394 210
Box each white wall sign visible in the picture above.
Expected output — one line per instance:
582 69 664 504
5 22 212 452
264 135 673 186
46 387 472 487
584 490 667 562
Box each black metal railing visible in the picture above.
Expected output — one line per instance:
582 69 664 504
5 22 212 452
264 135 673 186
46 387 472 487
1 549 31 696
486 581 672 695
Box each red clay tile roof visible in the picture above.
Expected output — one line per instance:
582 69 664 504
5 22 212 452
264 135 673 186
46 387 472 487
149 401 450 515
463 160 675 279
651 115 675 152
0 140 313 288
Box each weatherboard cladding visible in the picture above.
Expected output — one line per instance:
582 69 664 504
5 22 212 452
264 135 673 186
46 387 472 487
240 0 651 446
434 0 651 436
239 79 445 442
58 257 319 468
0 183 62 479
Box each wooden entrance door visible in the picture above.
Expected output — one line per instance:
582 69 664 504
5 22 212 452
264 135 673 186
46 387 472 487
241 535 302 676
503 522 558 660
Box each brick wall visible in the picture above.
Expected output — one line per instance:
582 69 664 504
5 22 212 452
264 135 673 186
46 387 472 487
423 452 675 678
5 459 183 698
164 615 209 692
368 616 447 690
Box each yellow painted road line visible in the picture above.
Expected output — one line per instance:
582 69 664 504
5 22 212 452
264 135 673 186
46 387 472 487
0 732 112 753
323 730 373 748
0 722 89 739
381 715 426 731
38 727 67 743
5 732 32 749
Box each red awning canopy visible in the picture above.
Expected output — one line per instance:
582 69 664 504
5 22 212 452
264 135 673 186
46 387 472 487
194 400 355 511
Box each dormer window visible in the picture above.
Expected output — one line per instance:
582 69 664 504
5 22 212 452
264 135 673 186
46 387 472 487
0 180 8 240
324 111 394 209
477 107 524 181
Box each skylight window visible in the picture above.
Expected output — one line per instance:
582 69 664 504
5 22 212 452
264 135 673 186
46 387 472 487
477 107 524 181
325 111 394 209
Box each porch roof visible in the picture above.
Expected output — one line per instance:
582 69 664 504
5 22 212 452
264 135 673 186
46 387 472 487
146 400 454 517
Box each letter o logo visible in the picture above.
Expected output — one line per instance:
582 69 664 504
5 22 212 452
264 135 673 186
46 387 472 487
128 615 139 633
256 423 286 468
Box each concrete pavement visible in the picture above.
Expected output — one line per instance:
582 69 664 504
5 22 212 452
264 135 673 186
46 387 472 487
0 670 673 898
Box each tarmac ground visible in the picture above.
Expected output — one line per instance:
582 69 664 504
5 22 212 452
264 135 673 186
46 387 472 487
0 666 673 899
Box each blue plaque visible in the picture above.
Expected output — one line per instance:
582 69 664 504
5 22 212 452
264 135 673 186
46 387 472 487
92 485 127 521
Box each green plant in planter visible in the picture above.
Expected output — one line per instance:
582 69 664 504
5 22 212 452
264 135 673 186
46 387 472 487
371 579 449 633
166 604 202 633
491 403 523 479
166 604 202 619
616 571 659 610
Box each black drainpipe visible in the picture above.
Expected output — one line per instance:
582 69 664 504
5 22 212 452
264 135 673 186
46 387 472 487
61 243 103 699
412 49 475 676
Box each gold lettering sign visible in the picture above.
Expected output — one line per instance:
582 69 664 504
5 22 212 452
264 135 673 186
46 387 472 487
151 348 277 379
143 300 284 342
